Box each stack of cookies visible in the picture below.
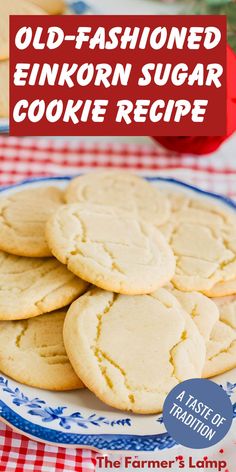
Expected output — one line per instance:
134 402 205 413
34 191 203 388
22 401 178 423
0 0 65 117
0 171 235 415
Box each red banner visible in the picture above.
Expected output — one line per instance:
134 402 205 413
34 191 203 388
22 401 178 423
10 15 227 136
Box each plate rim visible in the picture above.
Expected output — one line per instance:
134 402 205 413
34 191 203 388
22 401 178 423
1 174 236 210
0 174 236 452
0 395 176 452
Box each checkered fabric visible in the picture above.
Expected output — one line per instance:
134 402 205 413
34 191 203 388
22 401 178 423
0 137 236 198
0 135 236 471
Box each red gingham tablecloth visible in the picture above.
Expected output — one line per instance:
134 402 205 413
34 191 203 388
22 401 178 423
0 135 236 471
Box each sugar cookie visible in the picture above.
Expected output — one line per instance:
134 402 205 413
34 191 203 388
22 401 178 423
0 61 9 118
46 203 175 294
0 1 46 60
168 286 219 341
65 172 170 227
0 186 64 257
203 295 236 378
0 310 83 390
63 287 205 414
203 278 236 298
0 251 88 320
162 193 236 292
27 0 65 14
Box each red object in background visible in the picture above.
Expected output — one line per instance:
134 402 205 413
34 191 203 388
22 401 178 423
154 45 236 155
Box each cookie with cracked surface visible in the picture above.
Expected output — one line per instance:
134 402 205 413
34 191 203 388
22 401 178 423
65 171 170 227
26 0 65 14
203 295 236 378
0 250 88 320
0 1 47 61
0 61 9 117
0 186 64 257
0 310 83 390
203 278 236 298
63 287 205 414
167 285 219 341
161 192 236 292
46 202 175 295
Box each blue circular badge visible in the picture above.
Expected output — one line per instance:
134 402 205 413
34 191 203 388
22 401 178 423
163 378 233 449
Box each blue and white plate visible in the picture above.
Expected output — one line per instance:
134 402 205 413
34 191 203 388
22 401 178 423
0 176 236 452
